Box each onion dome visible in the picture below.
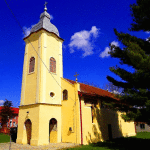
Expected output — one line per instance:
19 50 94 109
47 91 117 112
30 4 59 37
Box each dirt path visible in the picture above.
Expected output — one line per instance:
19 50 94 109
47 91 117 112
0 142 81 150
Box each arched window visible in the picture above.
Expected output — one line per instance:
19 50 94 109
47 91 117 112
50 57 56 73
63 90 68 100
29 57 35 73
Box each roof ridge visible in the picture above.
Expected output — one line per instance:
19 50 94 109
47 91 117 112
64 78 110 93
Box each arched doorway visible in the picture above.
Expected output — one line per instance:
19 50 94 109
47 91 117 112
49 118 57 143
108 124 112 141
25 119 32 144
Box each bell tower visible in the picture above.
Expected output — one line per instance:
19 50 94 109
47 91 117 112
20 4 63 106
17 4 63 146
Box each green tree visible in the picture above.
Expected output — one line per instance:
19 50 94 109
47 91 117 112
130 0 150 32
0 99 15 127
107 0 150 123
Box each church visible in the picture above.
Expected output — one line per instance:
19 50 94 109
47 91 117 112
16 5 136 146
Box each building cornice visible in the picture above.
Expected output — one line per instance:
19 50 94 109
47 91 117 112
19 103 62 108
23 28 64 42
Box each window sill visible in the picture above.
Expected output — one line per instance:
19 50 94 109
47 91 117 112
49 72 57 75
28 71 35 75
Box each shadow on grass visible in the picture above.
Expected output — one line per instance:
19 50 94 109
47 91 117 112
89 136 150 150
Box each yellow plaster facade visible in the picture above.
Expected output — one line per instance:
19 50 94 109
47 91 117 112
16 8 136 146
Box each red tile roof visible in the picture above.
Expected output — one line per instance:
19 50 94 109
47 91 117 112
65 78 119 101
0 107 19 114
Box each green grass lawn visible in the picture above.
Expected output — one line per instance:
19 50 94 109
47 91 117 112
1 132 150 149
61 132 150 150
0 133 11 143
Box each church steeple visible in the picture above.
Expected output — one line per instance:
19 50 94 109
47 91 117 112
17 4 63 146
20 3 63 106
30 3 59 37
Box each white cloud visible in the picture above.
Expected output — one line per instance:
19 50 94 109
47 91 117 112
23 26 32 37
0 100 4 106
100 47 110 58
146 37 150 42
23 23 37 38
62 44 66 49
68 26 100 57
146 31 150 34
111 41 119 47
50 14 54 20
99 41 119 58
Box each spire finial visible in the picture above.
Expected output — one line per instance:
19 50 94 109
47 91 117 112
44 2 48 11
74 72 79 83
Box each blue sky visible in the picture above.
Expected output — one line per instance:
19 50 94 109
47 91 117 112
0 0 149 107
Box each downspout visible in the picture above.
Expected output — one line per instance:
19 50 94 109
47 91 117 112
78 91 83 145
134 122 137 134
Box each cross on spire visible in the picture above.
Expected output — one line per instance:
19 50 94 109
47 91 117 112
44 2 48 11
74 72 79 82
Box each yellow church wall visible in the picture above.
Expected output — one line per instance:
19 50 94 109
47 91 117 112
22 31 42 105
38 104 61 145
21 30 63 106
61 78 81 144
38 30 63 105
81 98 95 145
16 105 40 145
99 108 122 140
96 108 135 141
81 98 105 144
17 104 62 146
81 98 136 144
117 112 136 137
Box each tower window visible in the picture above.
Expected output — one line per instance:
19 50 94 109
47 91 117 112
50 57 56 73
29 57 35 73
63 90 68 100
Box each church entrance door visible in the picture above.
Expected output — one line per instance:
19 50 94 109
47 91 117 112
49 118 57 143
108 124 112 140
25 119 32 144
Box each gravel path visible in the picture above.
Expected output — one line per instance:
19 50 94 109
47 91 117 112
0 142 81 150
